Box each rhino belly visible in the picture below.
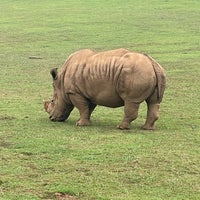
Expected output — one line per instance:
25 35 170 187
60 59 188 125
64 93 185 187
86 83 124 108
93 91 124 107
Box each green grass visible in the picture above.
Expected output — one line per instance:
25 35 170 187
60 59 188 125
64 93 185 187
0 0 200 199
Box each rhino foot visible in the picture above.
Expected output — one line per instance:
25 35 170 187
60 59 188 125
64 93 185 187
117 122 130 130
141 124 155 130
76 119 91 126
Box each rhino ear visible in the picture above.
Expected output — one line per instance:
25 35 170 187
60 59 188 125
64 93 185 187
50 68 58 80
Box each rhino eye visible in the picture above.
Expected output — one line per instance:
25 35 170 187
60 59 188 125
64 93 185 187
51 99 54 103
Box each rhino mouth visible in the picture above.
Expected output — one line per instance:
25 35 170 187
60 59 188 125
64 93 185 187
44 100 66 121
49 115 66 122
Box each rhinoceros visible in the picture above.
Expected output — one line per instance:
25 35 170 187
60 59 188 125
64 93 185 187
44 48 166 130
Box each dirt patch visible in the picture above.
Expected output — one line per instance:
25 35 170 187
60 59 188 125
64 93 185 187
0 115 15 120
54 193 78 200
44 192 78 200
29 56 43 59
0 141 13 148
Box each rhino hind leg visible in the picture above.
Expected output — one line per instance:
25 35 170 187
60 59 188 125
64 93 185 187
142 88 161 130
117 101 140 130
142 103 159 130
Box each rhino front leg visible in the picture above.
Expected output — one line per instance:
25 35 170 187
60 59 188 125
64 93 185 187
118 101 140 130
69 94 93 126
89 102 96 117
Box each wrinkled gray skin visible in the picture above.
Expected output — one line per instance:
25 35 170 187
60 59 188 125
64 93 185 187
44 48 166 130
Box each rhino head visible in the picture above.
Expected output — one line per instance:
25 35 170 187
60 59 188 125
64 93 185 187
44 68 74 122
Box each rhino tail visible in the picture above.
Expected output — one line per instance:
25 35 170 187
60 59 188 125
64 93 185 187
144 54 166 103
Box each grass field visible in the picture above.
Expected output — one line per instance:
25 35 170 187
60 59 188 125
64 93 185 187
0 0 200 199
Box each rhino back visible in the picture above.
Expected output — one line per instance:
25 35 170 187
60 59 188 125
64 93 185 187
69 52 125 107
63 49 156 106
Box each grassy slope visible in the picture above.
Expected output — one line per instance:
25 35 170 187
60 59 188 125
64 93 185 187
0 0 200 199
